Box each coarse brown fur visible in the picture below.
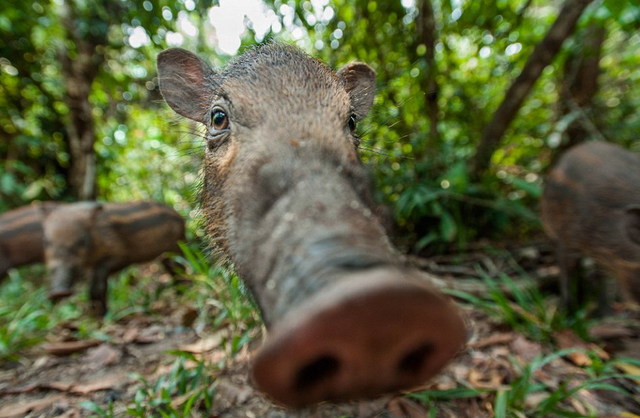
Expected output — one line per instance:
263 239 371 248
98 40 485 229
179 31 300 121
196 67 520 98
43 201 185 315
0 202 59 278
541 141 640 307
157 43 465 407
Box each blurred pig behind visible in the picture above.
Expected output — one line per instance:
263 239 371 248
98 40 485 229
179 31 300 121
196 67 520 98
43 201 185 315
0 202 59 279
541 140 640 311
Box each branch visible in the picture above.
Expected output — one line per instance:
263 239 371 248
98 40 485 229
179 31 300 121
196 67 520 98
470 0 595 180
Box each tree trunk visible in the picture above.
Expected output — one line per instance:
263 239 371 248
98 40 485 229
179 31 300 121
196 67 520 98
470 0 595 180
557 22 605 152
59 0 107 200
417 0 439 153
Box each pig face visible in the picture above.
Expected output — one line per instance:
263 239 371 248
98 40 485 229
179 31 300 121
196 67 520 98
43 203 99 299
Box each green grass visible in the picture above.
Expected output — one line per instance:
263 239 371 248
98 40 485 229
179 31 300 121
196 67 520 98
2 247 637 417
76 243 261 417
1 242 262 415
80 353 217 417
0 267 86 361
445 269 590 344
427 263 640 418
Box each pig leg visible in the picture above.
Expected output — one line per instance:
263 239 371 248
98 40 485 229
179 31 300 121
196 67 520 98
161 256 188 284
593 271 612 316
556 242 582 313
88 266 111 316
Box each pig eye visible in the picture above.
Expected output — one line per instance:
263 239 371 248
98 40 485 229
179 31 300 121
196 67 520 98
348 114 357 131
211 109 229 131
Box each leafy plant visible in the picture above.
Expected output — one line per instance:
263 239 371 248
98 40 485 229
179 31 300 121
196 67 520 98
79 354 217 418
447 268 587 343
125 354 217 417
177 243 261 355
0 271 57 360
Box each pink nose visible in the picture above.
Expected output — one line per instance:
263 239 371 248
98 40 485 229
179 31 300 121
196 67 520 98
251 268 467 407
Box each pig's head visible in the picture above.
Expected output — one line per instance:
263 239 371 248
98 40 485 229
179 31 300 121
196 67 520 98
158 44 465 407
43 202 100 301
157 45 376 250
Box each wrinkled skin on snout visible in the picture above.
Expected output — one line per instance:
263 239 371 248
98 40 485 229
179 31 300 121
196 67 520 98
43 201 185 315
541 141 640 311
157 44 466 407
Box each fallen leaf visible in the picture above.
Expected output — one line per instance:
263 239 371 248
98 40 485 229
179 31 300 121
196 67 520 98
215 379 253 405
0 384 39 395
42 339 102 356
554 329 609 366
510 335 543 363
468 368 506 389
615 361 640 384
170 388 201 409
0 376 126 396
356 397 389 417
121 327 140 343
179 332 225 354
469 332 515 349
524 391 549 409
387 397 427 418
134 324 165 344
84 343 121 368
48 382 74 392
68 374 128 394
589 323 635 340
0 394 65 418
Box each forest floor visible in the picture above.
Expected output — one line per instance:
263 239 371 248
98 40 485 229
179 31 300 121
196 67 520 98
0 242 639 417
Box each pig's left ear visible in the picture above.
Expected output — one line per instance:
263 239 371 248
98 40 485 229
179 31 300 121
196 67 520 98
38 202 57 218
89 202 103 221
337 62 376 120
624 205 640 246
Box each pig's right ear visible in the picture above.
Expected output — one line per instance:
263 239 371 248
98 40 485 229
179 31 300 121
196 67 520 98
157 48 216 123
624 205 640 246
89 202 103 222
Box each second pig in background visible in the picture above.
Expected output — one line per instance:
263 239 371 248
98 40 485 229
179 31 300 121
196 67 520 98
43 201 185 316
541 140 640 313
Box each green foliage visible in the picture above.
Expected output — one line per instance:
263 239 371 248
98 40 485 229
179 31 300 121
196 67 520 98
495 350 637 417
0 268 92 361
79 354 217 417
2 0 640 247
124 355 217 417
410 351 640 417
448 270 587 344
0 275 53 361
177 243 260 351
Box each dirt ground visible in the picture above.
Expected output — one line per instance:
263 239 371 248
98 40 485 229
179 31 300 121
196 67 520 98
1 243 639 417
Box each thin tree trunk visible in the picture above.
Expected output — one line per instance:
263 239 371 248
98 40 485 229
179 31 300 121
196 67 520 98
470 0 595 180
417 0 439 152
59 0 106 200
558 22 605 152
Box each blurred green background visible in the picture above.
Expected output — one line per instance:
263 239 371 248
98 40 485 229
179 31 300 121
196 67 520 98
2 0 639 253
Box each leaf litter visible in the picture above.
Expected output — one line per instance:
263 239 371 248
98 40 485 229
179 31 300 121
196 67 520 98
0 244 638 417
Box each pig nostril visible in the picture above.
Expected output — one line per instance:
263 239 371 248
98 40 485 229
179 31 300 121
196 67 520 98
294 354 340 391
397 342 434 375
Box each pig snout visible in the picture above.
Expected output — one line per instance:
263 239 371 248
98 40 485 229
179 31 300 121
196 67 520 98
47 266 77 302
252 268 466 407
